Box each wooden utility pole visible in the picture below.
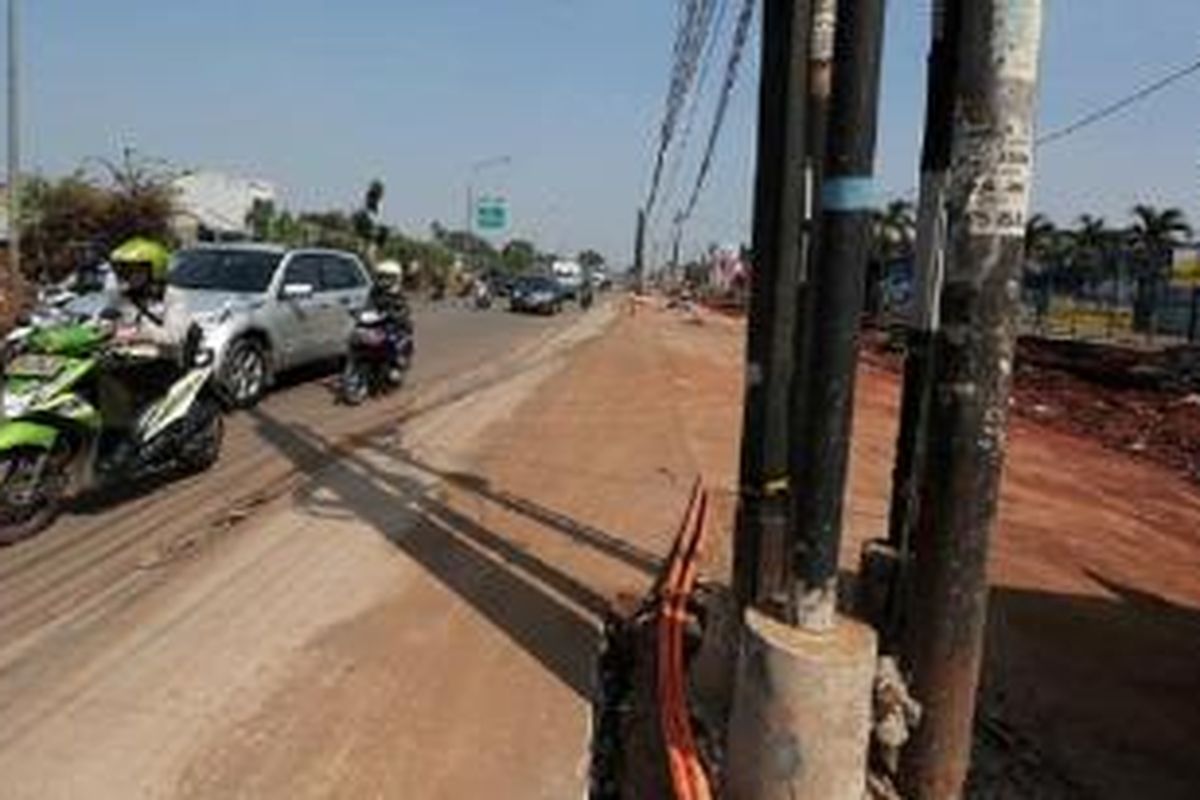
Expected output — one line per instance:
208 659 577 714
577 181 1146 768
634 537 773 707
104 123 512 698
900 2 1045 796
733 0 811 613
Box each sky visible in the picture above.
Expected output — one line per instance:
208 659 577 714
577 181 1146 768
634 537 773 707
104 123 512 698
8 1 1200 266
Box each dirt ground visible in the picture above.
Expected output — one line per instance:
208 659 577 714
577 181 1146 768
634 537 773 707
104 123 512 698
611 306 1200 799
3 298 1196 797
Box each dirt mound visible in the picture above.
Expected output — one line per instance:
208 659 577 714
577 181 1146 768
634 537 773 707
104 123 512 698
864 331 1200 483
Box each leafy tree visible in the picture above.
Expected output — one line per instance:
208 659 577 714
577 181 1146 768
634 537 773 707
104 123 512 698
352 208 376 243
364 179 385 217
501 239 537 274
246 198 277 241
1128 205 1192 331
1072 215 1107 286
19 155 177 283
871 199 916 263
578 249 606 270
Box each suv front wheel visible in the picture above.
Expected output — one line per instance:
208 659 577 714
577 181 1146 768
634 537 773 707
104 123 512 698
222 337 269 408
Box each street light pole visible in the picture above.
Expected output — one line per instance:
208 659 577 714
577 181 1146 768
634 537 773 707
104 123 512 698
7 0 20 280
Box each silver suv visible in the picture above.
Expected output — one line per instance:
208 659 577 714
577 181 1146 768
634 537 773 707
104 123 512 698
165 244 372 407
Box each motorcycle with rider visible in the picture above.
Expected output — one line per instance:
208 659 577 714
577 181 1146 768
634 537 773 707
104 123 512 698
339 260 415 405
0 238 225 543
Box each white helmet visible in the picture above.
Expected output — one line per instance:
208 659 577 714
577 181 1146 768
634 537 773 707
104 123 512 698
375 260 403 279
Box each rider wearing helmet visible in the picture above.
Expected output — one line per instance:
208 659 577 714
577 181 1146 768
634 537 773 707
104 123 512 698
108 237 171 323
95 238 183 449
367 260 412 378
369 260 410 322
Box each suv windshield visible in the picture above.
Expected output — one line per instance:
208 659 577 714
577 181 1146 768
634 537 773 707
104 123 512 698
516 276 558 292
169 249 283 293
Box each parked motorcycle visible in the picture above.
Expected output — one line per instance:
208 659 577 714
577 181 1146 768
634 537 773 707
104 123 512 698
0 322 224 544
339 309 415 406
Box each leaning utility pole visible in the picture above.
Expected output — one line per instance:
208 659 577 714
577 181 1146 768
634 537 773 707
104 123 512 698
900 2 1045 796
733 0 810 613
633 207 646 292
878 0 963 652
791 0 886 630
6 0 19 280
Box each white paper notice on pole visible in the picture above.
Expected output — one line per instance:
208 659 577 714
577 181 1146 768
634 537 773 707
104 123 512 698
960 125 1034 238
811 0 837 61
994 0 1043 83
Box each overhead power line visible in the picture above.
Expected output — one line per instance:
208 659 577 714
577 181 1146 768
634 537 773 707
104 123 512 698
676 0 758 225
1037 56 1200 148
657 0 731 229
644 0 721 217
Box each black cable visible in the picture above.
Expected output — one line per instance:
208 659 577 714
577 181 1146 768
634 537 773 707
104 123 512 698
658 0 731 226
1037 56 1200 148
645 0 720 217
676 0 757 225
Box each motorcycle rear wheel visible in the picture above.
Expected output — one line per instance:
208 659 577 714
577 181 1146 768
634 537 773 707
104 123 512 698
0 447 69 545
178 399 225 473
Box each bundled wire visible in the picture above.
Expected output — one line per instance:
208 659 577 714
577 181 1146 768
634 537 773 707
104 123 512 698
645 0 722 217
658 479 713 800
676 0 758 226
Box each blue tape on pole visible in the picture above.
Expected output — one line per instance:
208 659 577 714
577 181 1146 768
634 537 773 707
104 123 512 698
821 177 877 211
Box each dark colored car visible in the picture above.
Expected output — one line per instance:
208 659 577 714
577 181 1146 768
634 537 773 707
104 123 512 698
509 275 564 315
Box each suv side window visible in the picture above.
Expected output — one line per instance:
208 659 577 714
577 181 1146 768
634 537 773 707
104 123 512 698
321 256 367 291
282 254 322 292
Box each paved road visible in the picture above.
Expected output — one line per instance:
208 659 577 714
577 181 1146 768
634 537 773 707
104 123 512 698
0 304 577 670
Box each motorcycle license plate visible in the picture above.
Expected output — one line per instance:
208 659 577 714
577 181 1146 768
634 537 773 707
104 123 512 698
7 354 65 378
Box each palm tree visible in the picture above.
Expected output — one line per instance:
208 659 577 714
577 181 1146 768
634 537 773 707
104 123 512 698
364 179 385 217
1128 205 1192 331
1024 213 1057 265
872 199 917 263
1024 214 1060 327
866 199 916 317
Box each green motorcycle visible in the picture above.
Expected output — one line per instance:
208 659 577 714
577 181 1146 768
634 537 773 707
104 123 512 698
0 322 224 544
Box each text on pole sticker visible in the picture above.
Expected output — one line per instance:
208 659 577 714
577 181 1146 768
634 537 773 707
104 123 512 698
959 124 1034 238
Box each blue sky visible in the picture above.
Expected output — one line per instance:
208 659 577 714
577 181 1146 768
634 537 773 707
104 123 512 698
11 1 1200 264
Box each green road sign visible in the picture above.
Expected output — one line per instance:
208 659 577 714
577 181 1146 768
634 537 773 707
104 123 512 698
476 197 508 232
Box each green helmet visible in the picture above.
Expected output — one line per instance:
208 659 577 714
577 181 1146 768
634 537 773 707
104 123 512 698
110 237 171 282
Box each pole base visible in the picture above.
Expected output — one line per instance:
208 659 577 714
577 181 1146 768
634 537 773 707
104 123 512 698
726 607 877 800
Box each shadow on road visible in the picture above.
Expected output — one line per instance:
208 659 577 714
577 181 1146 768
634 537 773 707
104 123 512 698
248 407 604 700
375 447 662 577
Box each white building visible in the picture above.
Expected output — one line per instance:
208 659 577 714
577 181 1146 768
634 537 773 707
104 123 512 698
171 171 276 243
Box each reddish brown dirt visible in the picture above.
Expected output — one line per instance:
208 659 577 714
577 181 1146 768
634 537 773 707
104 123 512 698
567 309 1200 799
863 331 1200 484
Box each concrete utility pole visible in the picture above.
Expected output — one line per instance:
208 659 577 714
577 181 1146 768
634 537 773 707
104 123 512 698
876 0 963 652
900 2 1044 797
732 0 810 613
6 0 20 279
792 0 887 631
